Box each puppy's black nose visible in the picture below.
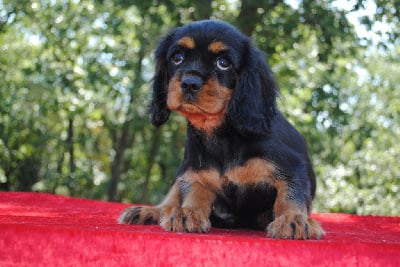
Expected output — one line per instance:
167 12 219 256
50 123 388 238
181 77 202 95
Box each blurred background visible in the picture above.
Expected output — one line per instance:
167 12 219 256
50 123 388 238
0 0 399 215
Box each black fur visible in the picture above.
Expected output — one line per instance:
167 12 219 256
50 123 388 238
150 33 173 127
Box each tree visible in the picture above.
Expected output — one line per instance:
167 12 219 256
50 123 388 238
313 45 400 215
355 0 400 45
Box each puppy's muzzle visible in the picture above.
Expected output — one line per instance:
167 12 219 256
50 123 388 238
181 76 202 100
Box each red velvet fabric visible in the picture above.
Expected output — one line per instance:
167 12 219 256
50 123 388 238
0 192 399 266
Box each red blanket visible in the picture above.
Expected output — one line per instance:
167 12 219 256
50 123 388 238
0 192 399 266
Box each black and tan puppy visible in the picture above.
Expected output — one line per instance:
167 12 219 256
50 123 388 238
119 20 324 239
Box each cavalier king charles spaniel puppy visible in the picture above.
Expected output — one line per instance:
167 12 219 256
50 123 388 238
119 20 324 239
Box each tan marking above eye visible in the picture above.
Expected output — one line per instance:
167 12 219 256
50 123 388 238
208 41 228 53
178 36 195 49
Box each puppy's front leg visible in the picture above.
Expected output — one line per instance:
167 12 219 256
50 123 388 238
267 180 324 239
118 180 181 225
160 176 216 233
119 171 216 233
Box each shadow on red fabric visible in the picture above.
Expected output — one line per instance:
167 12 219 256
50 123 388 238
0 192 399 266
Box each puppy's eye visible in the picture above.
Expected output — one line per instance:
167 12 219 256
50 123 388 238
171 52 184 65
216 57 231 70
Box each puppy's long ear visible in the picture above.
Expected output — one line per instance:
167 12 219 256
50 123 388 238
149 33 174 127
227 45 278 137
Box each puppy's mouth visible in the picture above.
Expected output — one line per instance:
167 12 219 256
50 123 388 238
177 102 228 120
167 76 232 133
176 102 229 134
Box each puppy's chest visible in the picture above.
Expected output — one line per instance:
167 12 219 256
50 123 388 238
189 158 278 192
224 158 276 184
214 159 279 218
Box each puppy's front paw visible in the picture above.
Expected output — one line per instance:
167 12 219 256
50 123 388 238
160 207 211 233
118 206 160 225
267 213 324 240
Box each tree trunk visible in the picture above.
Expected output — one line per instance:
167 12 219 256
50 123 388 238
140 130 161 202
237 0 262 36
108 121 132 202
237 0 283 36
191 0 213 20
67 117 75 174
108 43 145 202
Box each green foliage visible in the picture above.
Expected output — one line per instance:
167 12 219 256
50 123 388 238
0 0 398 215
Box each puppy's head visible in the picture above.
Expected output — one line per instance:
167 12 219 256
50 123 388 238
150 20 278 136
